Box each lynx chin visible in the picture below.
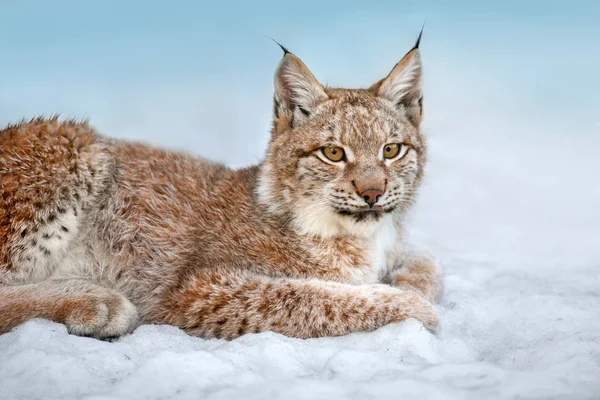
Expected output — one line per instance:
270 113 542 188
0 34 442 340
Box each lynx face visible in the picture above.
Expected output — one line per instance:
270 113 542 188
258 40 426 238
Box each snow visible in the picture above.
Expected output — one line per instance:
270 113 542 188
1 106 599 399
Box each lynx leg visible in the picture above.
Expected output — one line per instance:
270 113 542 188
0 279 139 338
158 267 438 340
386 250 443 303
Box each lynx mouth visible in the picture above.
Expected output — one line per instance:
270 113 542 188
336 206 393 222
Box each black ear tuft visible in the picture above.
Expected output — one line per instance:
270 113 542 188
414 23 425 49
270 38 291 56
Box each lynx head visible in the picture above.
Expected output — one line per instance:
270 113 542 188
257 34 426 238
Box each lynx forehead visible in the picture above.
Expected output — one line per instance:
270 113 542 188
0 31 442 341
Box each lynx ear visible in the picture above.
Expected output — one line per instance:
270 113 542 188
272 44 328 134
371 32 424 126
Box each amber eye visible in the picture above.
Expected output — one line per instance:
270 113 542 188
322 146 345 162
383 143 401 159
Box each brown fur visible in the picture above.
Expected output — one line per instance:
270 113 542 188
0 42 442 339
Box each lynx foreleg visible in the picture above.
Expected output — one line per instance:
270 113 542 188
160 268 438 339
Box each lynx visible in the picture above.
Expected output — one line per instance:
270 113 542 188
0 34 442 340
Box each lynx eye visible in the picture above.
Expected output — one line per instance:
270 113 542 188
322 146 345 162
383 143 401 159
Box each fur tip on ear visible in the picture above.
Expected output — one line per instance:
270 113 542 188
270 38 291 56
414 23 425 50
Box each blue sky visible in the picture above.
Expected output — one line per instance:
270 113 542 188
1 0 598 166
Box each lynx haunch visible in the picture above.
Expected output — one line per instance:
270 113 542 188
0 35 442 340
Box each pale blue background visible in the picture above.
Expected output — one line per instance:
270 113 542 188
1 0 598 167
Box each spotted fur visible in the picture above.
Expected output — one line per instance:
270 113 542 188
0 41 442 339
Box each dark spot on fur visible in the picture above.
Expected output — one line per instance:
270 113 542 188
298 105 310 117
237 327 245 336
73 192 80 201
42 233 51 239
216 318 227 326
273 97 280 118
347 96 359 106
57 207 66 214
47 214 56 223
31 239 37 247
20 229 27 238
86 182 93 194
39 246 51 256
212 303 223 313
324 303 334 321
60 225 69 233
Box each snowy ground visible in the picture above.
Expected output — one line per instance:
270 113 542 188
1 107 599 399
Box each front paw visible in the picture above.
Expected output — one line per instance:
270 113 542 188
389 251 443 303
61 291 139 339
394 290 439 334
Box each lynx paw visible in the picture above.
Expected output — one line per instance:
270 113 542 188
389 251 443 303
392 289 439 333
366 284 439 334
62 291 138 339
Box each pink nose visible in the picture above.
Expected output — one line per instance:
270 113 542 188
359 188 384 207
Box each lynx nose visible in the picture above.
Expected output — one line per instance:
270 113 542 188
359 188 384 207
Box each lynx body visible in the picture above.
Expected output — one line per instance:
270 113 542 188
0 38 442 339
